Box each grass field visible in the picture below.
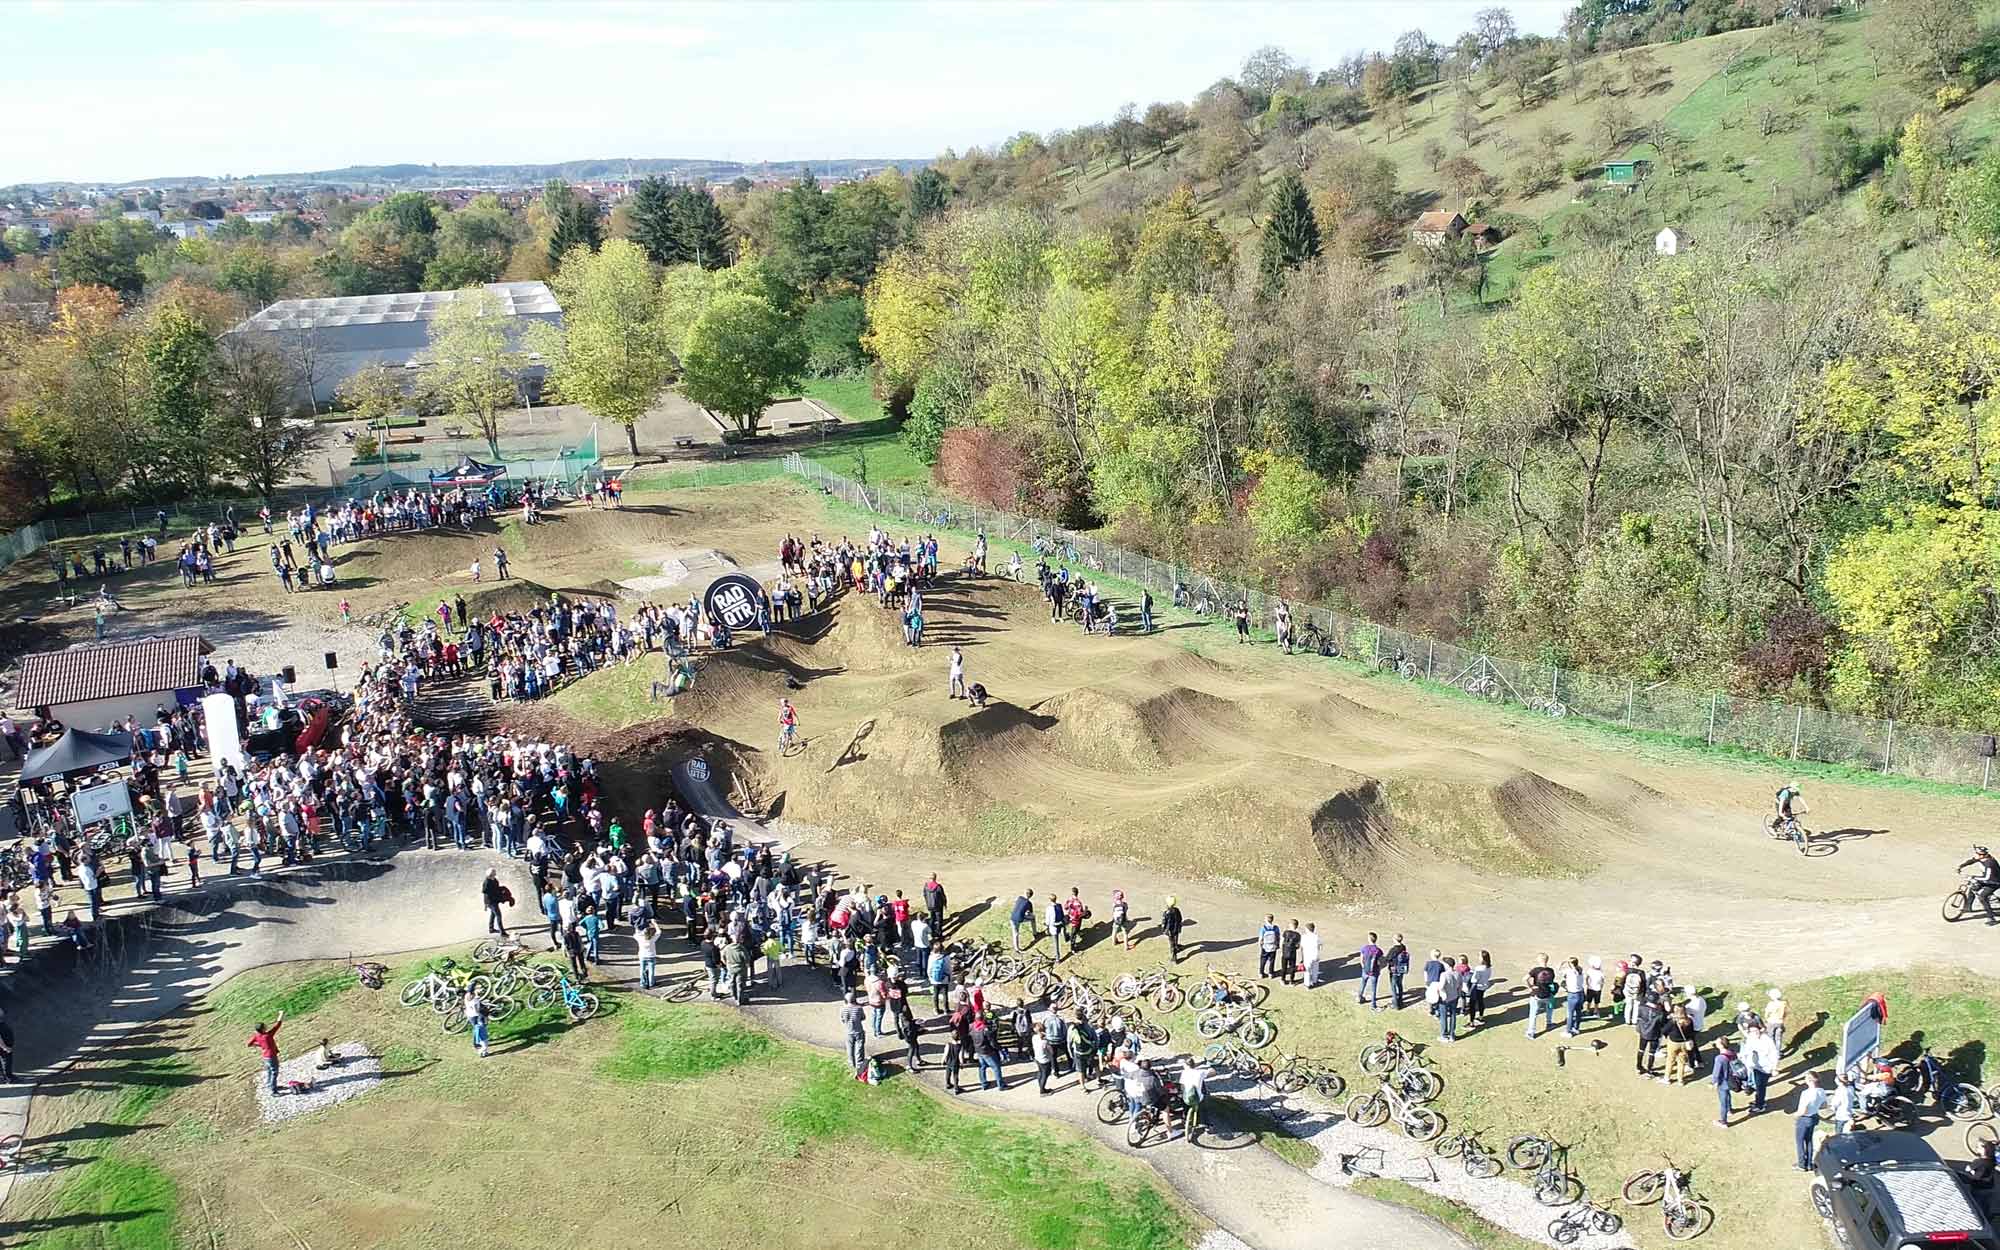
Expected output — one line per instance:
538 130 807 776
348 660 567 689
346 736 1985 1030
8 957 1195 1250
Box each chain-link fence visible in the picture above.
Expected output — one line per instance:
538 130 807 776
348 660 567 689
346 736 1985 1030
0 523 48 575
785 453 2000 791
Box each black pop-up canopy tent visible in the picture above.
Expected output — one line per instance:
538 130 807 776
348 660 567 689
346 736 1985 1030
18 726 134 785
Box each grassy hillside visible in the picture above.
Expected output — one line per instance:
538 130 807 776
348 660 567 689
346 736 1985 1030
1051 5 1990 307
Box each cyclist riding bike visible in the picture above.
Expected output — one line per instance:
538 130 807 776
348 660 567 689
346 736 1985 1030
1774 783 1802 827
778 698 798 752
1958 845 2000 925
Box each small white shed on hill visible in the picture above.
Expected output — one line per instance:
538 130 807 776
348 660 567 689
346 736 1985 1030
1656 226 1690 256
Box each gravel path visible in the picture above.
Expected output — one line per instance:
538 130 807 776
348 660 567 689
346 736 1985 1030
254 1042 382 1124
1206 1070 1635 1250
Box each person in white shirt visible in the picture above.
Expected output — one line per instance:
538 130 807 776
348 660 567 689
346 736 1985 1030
1793 1073 1829 1170
1300 923 1322 988
948 647 967 700
1743 1024 1780 1113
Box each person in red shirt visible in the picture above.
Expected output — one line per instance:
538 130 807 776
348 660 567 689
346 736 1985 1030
890 891 911 944
248 1010 286 1095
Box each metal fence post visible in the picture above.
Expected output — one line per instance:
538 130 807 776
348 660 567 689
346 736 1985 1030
1883 720 1895 774
1792 707 1804 760
1707 694 1717 746
1625 679 1634 726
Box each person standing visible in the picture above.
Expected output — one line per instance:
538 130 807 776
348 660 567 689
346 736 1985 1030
1300 922 1321 989
1387 936 1409 1009
637 921 659 990
1257 915 1280 979
922 873 947 940
1469 951 1494 1026
1031 1022 1055 1095
1766 988 1789 1054
481 869 508 936
1045 893 1067 962
948 647 967 700
723 937 750 1005
1793 1073 1829 1171
1524 954 1557 1039
1712 1040 1740 1128
1743 1023 1779 1114
248 1010 286 1096
1161 896 1185 963
1357 933 1383 1008
1436 960 1462 1043
1635 993 1667 1076
0 1008 16 1083
1279 920 1302 986
841 992 868 1079
1662 1004 1696 1085
1422 949 1445 1016
1562 957 1586 1037
1009 890 1036 951
972 1011 1004 1090
463 988 490 1058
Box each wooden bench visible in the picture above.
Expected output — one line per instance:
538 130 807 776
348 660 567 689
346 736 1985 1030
442 425 467 439
673 437 697 450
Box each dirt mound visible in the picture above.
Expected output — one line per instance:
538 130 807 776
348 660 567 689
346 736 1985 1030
461 579 590 618
1310 778 1399 880
1381 766 1608 878
1033 688 1170 772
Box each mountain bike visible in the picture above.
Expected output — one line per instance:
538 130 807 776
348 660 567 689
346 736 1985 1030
1359 1030 1419 1075
1623 1157 1714 1241
1186 965 1268 1010
443 993 518 1034
532 972 600 1022
1509 1133 1584 1206
778 720 798 756
1201 1037 1275 1083
1345 1077 1445 1141
1111 965 1185 1012
1432 1128 1503 1179
351 958 388 990
1548 1202 1622 1245
1890 1048 1991 1121
1268 1051 1346 1099
656 972 704 1003
1763 811 1817 855
1195 1000 1277 1049
1943 874 1997 923
473 938 529 964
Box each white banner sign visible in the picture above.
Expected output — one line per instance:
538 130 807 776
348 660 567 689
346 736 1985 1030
71 777 133 828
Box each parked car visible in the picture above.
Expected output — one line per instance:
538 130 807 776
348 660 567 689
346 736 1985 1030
1813 1130 1999 1250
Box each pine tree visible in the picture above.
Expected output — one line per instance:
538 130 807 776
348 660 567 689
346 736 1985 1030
629 176 679 266
1257 169 1321 291
911 167 950 220
545 180 603 269
673 185 731 269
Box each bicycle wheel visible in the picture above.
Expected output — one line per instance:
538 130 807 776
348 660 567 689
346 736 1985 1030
1945 890 1970 922
1202 1042 1236 1067
1508 1135 1553 1170
1949 1084 1992 1122
1272 1068 1307 1095
1097 1088 1130 1124
1126 1110 1158 1149
1153 984 1184 1013
473 940 506 963
400 978 436 1008
1402 1107 1444 1142
1464 1146 1502 1180
569 993 600 1022
1241 1016 1276 1050
1136 1020 1170 1047
663 978 700 1003
1967 1121 1999 1155
1188 985 1215 1011
1403 1068 1443 1103
1049 982 1075 1010
487 995 518 1021
1246 982 1271 1007
993 957 1022 982
1112 975 1142 1002
1313 1070 1347 1100
1622 1169 1665 1205
443 1009 469 1034
1537 1173 1584 1206
0 1133 22 1168
1359 1044 1396 1075
531 986 556 1009
1195 1011 1226 1039
1548 1217 1582 1247
1024 969 1052 998
1432 1133 1466 1158
1590 1207 1623 1235
1664 1199 1714 1241
1345 1092 1389 1128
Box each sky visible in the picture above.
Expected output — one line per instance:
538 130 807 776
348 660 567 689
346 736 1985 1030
4 0 1571 185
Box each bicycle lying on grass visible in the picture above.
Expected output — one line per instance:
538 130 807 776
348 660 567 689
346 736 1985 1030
1547 1201 1622 1245
1431 1128 1502 1179
1345 1077 1445 1141
1623 1156 1715 1241
1508 1133 1585 1206
532 972 601 1022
